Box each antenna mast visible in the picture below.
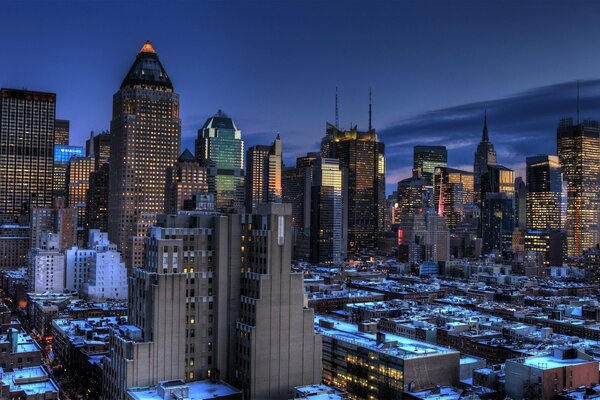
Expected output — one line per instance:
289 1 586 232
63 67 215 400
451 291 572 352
335 87 339 128
369 88 372 131
577 80 580 125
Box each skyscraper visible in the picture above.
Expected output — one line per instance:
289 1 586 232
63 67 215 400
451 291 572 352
245 135 282 213
282 153 319 260
103 201 321 400
0 89 56 217
52 145 84 198
235 203 322 399
323 123 385 254
66 156 94 245
54 119 70 146
107 41 181 265
557 118 600 257
195 110 244 212
310 158 346 265
164 149 208 214
413 145 447 184
474 111 497 206
526 155 563 231
433 167 473 229
480 164 515 253
85 130 111 169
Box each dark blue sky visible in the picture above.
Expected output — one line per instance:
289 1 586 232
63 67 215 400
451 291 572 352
3 1 600 193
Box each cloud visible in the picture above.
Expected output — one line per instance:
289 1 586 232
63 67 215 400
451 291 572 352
378 79 600 193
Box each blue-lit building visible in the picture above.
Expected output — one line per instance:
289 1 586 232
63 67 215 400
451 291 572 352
53 145 84 197
195 110 245 211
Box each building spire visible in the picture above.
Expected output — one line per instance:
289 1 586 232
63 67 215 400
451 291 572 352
335 86 339 128
482 109 489 142
368 88 372 131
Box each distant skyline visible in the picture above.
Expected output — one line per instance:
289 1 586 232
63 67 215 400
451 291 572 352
3 1 600 193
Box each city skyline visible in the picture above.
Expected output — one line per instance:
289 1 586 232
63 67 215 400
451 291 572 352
4 1 600 193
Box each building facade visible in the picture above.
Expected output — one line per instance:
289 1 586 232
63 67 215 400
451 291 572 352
322 123 385 254
165 149 208 214
107 41 181 267
0 89 56 217
557 118 600 257
195 110 244 212
473 112 497 206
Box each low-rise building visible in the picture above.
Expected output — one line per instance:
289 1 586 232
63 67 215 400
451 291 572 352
0 366 60 399
316 316 460 399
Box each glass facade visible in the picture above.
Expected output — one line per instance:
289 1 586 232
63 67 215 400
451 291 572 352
195 110 244 211
54 145 83 162
557 118 600 257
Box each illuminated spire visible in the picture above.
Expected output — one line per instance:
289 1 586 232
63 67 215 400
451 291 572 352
139 40 157 54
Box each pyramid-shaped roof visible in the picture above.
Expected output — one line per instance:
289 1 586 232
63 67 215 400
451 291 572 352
178 149 195 162
121 41 173 90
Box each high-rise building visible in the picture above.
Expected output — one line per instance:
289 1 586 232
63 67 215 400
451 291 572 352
85 163 110 235
394 177 432 224
85 130 111 169
195 110 244 212
66 230 127 300
397 209 450 264
413 145 447 184
245 135 282 213
67 156 94 245
480 164 515 253
103 201 321 400
0 89 56 216
52 145 84 198
515 177 527 230
107 41 181 266
27 232 65 293
473 112 497 205
322 123 385 254
310 158 346 265
235 203 322 399
165 149 208 214
526 155 563 231
282 153 319 260
433 167 473 229
30 203 77 251
54 119 70 146
557 118 600 257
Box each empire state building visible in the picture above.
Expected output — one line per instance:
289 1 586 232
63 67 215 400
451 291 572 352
108 41 181 267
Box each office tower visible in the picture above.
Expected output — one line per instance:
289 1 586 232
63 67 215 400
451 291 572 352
245 135 282 213
66 230 127 300
322 123 385 254
0 223 30 269
473 112 497 205
165 149 208 214
85 163 109 234
195 110 244 212
480 164 515 253
30 204 76 251
395 177 432 223
515 177 527 230
52 145 84 198
103 201 321 400
397 209 450 264
235 203 322 399
310 158 346 265
0 89 56 216
557 118 600 257
526 155 563 230
54 119 70 146
27 232 65 293
108 41 181 265
481 192 514 254
67 156 94 245
282 153 319 260
413 145 447 183
433 167 473 229
85 130 111 169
